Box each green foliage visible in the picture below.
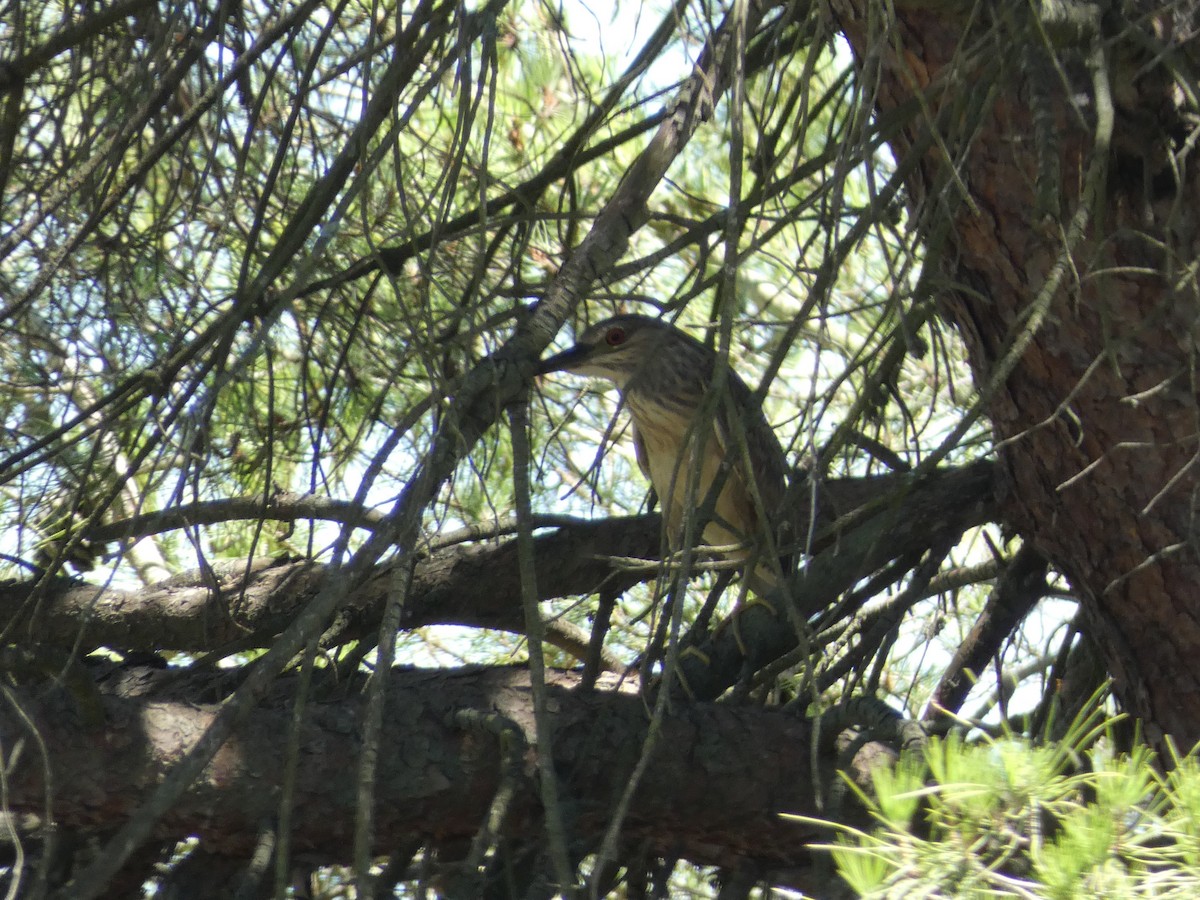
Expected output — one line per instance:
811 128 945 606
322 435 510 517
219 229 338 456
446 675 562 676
0 0 981 610
820 718 1200 898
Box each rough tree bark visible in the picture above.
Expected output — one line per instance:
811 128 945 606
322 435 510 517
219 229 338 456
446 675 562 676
830 1 1200 748
2 667 883 894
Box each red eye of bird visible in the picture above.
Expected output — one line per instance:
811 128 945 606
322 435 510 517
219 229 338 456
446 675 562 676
605 326 627 347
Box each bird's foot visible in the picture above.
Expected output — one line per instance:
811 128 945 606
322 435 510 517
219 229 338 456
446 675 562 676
715 594 779 657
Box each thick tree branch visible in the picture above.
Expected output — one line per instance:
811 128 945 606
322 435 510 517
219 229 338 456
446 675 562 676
1 465 997 658
677 461 998 700
926 544 1049 721
3 667 884 889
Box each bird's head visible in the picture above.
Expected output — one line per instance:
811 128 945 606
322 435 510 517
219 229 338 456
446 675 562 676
535 314 677 389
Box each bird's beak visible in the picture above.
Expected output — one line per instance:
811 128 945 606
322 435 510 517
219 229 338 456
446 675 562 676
535 342 592 375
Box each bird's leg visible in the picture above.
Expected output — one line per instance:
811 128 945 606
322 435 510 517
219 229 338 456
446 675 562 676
714 579 757 658
637 551 695 685
691 569 735 637
676 570 735 668
713 559 783 658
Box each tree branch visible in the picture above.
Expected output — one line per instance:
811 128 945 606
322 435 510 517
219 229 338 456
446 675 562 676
3 666 885 889
1 465 998 659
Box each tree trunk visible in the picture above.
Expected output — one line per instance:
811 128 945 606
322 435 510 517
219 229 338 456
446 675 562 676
831 2 1200 748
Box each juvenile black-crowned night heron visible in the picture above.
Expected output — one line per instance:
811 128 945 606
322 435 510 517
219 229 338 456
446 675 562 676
537 314 790 597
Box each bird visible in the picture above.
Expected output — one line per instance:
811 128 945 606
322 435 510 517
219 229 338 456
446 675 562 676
536 313 791 599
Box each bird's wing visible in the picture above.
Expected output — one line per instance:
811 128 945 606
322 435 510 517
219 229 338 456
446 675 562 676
714 389 788 504
630 423 659 511
714 386 793 562
631 423 652 481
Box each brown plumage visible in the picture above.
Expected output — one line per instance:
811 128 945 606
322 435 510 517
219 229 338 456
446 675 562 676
538 314 790 594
